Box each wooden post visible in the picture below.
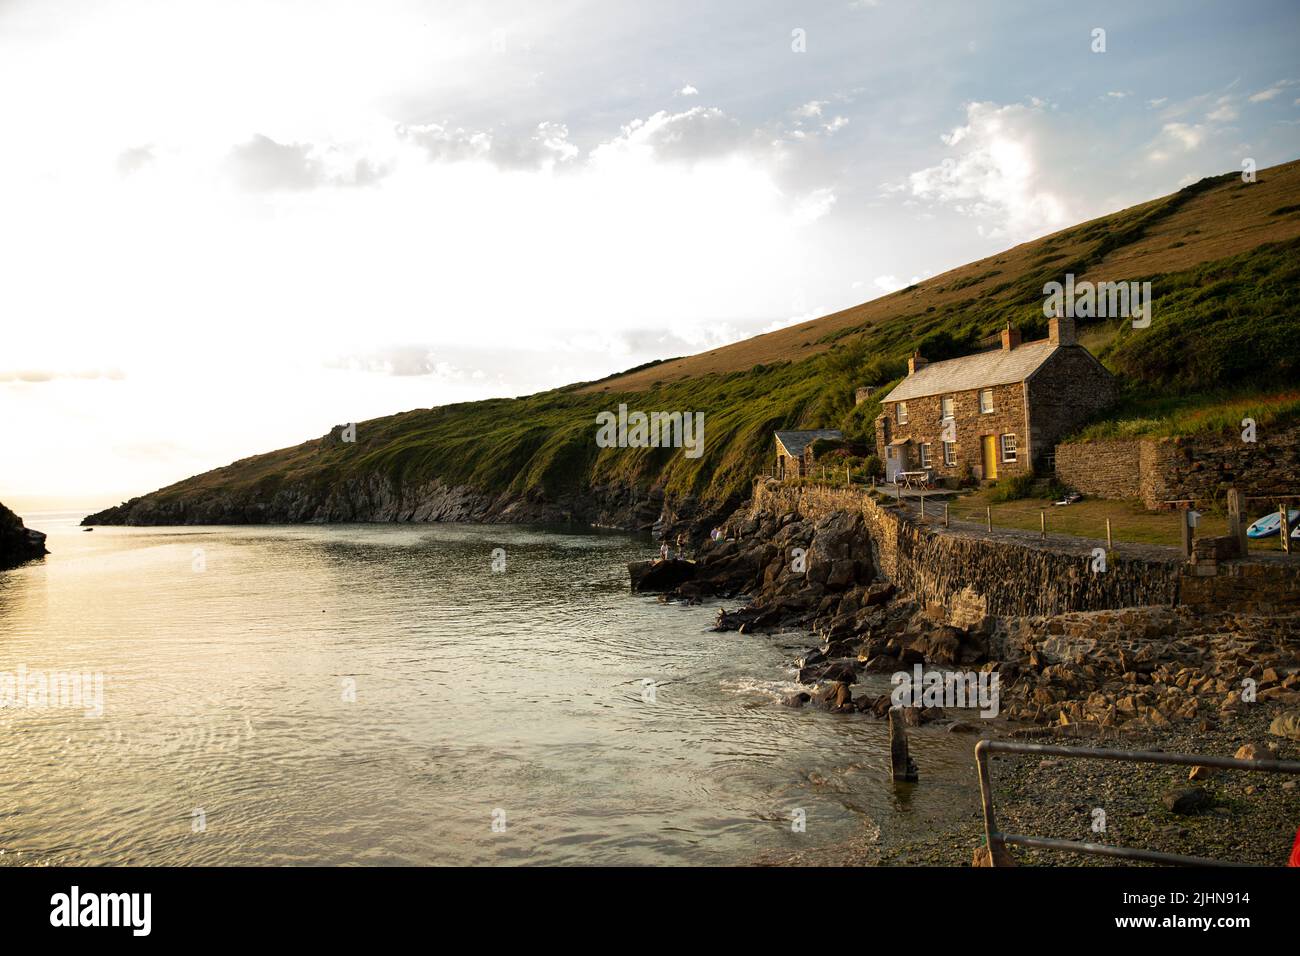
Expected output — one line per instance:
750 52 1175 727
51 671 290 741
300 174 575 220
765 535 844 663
1282 503 1292 555
944 503 950 528
1180 507 1193 559
1226 488 1247 556
986 506 992 532
920 492 925 518
1106 518 1113 552
1040 510 1046 541
889 710 919 783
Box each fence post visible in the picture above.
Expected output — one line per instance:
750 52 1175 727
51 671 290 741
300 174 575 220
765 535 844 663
920 492 926 518
1106 518 1113 552
944 503 950 528
1040 510 1046 541
986 506 992 532
1227 488 1247 556
1180 507 1193 559
1283 503 1293 556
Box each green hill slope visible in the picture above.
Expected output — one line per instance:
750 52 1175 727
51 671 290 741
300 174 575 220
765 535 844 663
84 161 1300 528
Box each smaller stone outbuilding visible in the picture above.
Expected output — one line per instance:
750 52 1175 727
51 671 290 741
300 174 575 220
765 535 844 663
774 429 843 480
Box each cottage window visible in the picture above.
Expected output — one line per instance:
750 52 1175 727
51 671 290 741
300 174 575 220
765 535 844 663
1000 433 1017 463
943 441 956 467
896 401 908 425
941 396 954 420
979 389 994 414
919 443 932 468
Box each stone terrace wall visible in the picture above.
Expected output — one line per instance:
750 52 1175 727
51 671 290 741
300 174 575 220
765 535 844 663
1179 558 1300 615
1055 424 1300 509
1054 439 1141 499
751 482 1182 617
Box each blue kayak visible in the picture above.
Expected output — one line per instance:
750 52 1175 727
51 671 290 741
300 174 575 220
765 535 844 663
1246 509 1300 538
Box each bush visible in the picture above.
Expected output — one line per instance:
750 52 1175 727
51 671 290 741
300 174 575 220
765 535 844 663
989 472 1038 502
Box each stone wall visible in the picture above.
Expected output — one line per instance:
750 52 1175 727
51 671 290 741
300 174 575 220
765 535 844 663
1179 558 1300 615
751 480 1300 618
1054 439 1142 499
751 482 1182 617
1055 424 1300 509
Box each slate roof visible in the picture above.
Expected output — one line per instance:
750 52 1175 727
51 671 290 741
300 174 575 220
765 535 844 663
882 340 1059 403
774 429 843 457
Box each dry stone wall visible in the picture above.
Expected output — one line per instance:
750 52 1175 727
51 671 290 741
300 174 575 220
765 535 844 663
1055 424 1300 509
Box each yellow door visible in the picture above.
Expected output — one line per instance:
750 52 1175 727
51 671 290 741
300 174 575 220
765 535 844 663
981 435 998 480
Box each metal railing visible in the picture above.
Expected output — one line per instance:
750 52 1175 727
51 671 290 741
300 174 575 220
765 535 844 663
975 739 1300 866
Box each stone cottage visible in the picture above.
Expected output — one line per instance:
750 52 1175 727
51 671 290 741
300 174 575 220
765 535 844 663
774 429 843 480
873 316 1114 484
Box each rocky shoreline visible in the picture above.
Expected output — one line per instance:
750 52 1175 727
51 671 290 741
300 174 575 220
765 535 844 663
0 501 47 571
631 500 1300 864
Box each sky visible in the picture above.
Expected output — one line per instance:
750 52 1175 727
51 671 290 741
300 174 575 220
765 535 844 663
2 0 1298 512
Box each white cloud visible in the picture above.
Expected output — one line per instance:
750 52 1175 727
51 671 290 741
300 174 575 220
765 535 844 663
792 187 837 225
795 100 827 118
903 101 1070 240
1250 86 1283 103
676 84 699 97
873 275 903 293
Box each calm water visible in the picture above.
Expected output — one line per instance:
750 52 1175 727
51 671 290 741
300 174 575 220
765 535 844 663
0 514 980 865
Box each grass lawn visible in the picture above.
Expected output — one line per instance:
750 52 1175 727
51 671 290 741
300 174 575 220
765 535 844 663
942 488 1300 551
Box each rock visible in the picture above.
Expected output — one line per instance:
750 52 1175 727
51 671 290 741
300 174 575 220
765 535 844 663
628 558 696 593
781 692 812 708
1268 712 1300 742
1188 765 1214 781
1161 787 1212 815
947 721 978 734
1234 742 1264 761
972 843 1016 867
0 501 48 570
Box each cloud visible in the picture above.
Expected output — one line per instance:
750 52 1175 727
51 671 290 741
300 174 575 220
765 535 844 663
792 188 836 225
1249 86 1283 103
1147 97 1168 108
1207 98 1239 122
873 275 903 293
398 122 492 164
795 100 827 118
224 134 325 191
901 101 1069 239
590 106 745 164
116 145 154 177
675 84 699 97
1153 121 1207 154
0 367 125 384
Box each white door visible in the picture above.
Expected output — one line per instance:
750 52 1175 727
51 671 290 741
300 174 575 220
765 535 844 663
885 447 900 482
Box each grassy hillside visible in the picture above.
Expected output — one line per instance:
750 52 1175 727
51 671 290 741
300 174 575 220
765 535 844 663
99 160 1300 520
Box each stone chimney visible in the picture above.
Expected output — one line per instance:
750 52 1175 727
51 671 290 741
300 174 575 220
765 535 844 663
907 351 928 375
1000 324 1022 351
1049 313 1076 346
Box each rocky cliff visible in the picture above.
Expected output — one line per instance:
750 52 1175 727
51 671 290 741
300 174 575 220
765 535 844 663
83 471 734 539
0 501 47 569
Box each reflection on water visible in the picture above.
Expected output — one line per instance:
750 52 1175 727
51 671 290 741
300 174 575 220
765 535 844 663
0 515 980 865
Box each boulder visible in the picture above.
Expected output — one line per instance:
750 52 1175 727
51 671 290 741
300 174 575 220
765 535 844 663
1268 712 1300 742
1161 787 1212 815
628 558 696 593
